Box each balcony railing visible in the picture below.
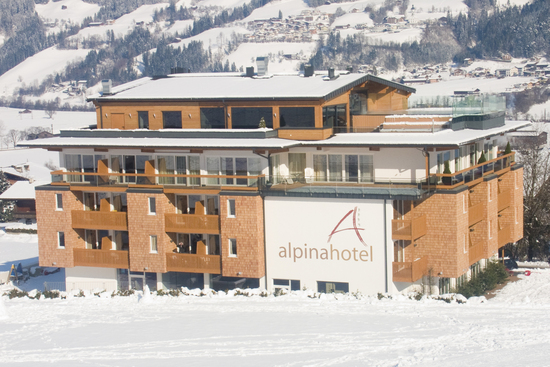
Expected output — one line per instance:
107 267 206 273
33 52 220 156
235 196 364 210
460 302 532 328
72 210 128 231
166 253 221 274
498 189 512 212
498 224 513 247
52 170 263 191
469 202 484 227
392 257 427 283
165 213 220 234
392 215 427 241
73 248 129 269
431 152 515 189
469 240 485 265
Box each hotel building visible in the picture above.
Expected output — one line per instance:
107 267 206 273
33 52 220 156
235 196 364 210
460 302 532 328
23 67 526 295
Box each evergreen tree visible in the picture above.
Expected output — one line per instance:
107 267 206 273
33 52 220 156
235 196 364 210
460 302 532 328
0 172 14 222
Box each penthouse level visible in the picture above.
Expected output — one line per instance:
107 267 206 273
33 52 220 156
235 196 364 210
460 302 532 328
23 71 526 295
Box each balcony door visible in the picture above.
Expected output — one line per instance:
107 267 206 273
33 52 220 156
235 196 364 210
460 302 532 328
288 153 306 180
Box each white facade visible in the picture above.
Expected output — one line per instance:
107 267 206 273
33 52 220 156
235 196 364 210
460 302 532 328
265 197 397 294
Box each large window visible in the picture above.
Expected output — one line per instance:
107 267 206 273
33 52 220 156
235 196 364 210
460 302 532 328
163 111 182 128
206 157 262 186
288 153 306 180
313 154 373 183
158 155 200 186
109 155 152 184
279 107 315 128
232 107 273 129
65 154 106 183
322 104 346 128
200 108 225 129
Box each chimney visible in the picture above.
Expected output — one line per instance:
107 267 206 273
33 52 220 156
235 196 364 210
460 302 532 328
304 64 314 77
328 68 335 79
102 79 112 95
246 66 255 77
256 57 268 76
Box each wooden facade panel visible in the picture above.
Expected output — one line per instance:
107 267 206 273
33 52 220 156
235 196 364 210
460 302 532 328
277 128 333 141
352 115 384 132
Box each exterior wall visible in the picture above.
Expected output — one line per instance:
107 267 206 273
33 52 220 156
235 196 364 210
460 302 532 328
100 103 201 130
265 197 393 295
512 167 524 242
413 191 470 278
126 192 171 273
219 194 265 278
469 178 499 259
65 266 117 292
36 189 85 268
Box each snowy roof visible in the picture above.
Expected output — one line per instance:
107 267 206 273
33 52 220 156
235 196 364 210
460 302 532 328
89 72 415 102
20 120 530 150
0 180 47 200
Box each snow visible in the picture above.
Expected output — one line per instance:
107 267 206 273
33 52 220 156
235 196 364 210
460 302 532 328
242 0 309 22
0 46 90 97
224 42 317 73
171 25 252 54
73 4 167 40
35 0 101 24
0 257 550 365
0 107 95 134
0 181 48 200
364 27 424 44
413 76 535 96
332 12 374 28
1 168 550 365
0 231 38 272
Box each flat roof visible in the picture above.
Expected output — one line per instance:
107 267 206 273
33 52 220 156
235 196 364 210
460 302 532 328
20 120 530 150
89 72 416 102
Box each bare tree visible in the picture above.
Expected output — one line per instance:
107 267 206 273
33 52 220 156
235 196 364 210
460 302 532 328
507 129 550 261
4 129 24 149
45 104 57 119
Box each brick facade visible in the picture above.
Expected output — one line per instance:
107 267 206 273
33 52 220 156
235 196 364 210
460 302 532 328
36 189 84 268
219 194 265 278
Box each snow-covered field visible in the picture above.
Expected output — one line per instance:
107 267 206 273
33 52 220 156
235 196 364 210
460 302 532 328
0 107 95 134
1 227 550 366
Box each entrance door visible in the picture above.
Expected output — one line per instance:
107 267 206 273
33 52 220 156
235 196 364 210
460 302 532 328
129 271 145 291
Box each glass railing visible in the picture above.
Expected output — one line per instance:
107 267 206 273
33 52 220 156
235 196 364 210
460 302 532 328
452 94 506 117
430 152 515 188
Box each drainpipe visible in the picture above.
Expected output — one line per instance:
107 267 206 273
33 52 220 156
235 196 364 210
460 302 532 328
384 199 388 293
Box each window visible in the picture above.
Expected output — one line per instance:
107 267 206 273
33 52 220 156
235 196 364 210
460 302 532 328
150 235 158 253
85 229 109 249
138 111 149 129
288 153 306 180
58 232 65 248
279 107 315 128
228 199 236 217
232 107 273 129
350 93 367 115
464 233 468 253
463 193 467 213
322 104 346 129
313 154 373 183
200 108 225 129
273 279 301 291
64 154 106 183
317 281 348 294
148 197 156 214
55 193 63 210
162 111 182 128
489 220 493 239
206 157 262 186
229 238 237 257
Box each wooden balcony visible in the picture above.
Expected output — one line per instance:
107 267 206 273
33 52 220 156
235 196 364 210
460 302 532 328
166 253 221 274
392 257 427 283
498 224 513 247
165 213 220 234
73 248 129 269
72 210 128 231
469 240 485 265
392 215 427 241
469 202 484 227
498 189 512 212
